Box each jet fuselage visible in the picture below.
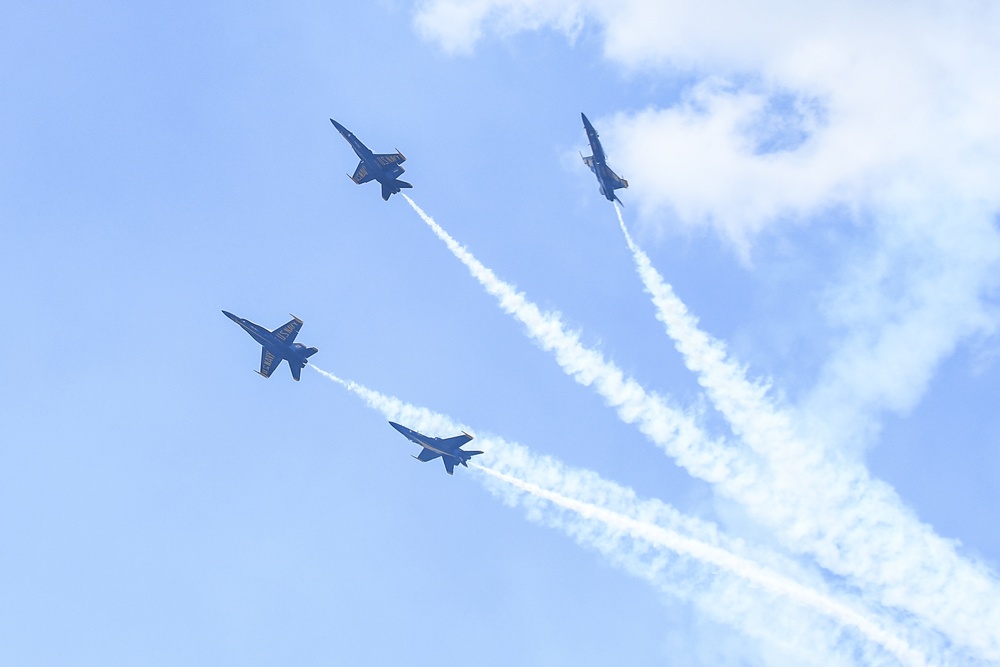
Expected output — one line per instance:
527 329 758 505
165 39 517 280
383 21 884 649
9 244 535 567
330 118 411 200
388 421 483 475
581 112 629 204
223 310 318 380
582 113 608 165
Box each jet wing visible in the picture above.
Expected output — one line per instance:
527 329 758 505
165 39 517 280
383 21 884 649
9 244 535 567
259 348 279 378
443 458 456 475
351 161 375 184
582 154 596 172
602 165 629 190
373 152 405 167
438 434 474 449
414 447 442 462
272 317 302 343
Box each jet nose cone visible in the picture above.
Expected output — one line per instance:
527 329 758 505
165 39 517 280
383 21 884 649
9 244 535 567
222 310 239 322
329 118 349 136
388 421 405 434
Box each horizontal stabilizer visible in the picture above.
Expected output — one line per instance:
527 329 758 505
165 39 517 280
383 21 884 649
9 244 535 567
460 450 484 467
381 180 412 200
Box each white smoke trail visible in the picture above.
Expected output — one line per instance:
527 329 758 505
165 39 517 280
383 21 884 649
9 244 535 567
397 195 998 659
477 465 937 667
399 194 752 487
613 204 1000 659
310 364 943 667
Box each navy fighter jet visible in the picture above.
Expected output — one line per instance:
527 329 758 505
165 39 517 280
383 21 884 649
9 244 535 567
581 112 629 205
222 311 318 381
389 421 483 475
330 118 412 201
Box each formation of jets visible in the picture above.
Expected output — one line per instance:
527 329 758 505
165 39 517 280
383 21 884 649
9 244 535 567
225 112 627 474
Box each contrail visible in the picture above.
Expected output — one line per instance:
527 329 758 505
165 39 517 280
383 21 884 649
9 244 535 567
399 194 752 487
613 204 1000 659
477 464 936 667
310 364 941 667
396 195 995 659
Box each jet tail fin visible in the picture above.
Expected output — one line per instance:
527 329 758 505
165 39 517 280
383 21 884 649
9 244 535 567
460 450 485 467
381 180 413 200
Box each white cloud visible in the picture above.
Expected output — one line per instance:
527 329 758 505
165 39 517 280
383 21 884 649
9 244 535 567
412 0 1000 427
413 0 585 54
414 0 1000 245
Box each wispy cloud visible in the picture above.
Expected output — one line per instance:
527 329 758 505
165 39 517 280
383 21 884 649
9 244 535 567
414 0 1000 427
311 365 941 666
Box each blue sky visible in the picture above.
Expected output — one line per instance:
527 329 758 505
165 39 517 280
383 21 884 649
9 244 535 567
3 1 1000 665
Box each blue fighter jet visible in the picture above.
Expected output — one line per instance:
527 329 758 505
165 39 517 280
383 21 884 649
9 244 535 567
330 118 412 201
222 311 318 381
388 421 483 475
581 112 629 205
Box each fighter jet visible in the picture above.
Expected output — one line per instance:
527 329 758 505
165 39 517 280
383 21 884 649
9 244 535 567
329 118 412 201
388 421 483 475
581 112 629 205
222 311 318 381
